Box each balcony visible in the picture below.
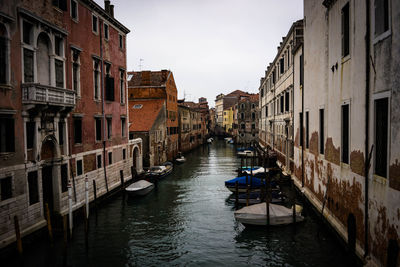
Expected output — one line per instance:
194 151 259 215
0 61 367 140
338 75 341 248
22 83 76 108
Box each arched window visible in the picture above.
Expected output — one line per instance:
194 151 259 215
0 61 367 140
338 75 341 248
37 33 51 85
0 23 9 85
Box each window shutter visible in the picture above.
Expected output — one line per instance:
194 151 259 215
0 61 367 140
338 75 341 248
106 76 115 101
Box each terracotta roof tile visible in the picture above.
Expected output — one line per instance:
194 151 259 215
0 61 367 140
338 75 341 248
128 70 170 87
129 99 165 132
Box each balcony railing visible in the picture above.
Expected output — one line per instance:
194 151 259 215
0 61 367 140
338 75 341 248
22 83 76 107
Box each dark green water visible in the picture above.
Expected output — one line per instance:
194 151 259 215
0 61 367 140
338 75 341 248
5 141 354 266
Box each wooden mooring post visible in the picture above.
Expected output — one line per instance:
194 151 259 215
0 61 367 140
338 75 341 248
292 178 296 224
266 174 270 227
235 181 239 207
14 215 23 255
93 180 97 212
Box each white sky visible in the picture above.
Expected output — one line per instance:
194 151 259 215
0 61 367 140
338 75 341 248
96 0 303 107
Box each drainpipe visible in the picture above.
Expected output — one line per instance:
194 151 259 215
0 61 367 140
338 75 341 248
364 0 370 258
100 20 109 192
301 44 304 187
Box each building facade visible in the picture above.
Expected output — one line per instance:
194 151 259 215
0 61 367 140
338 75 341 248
237 94 259 144
259 20 303 170
0 0 141 249
292 1 400 266
128 70 179 161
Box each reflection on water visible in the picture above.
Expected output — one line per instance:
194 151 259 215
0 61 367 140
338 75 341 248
3 141 354 267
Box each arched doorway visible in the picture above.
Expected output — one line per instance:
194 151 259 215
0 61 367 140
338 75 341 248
41 136 57 214
37 33 51 85
132 146 140 175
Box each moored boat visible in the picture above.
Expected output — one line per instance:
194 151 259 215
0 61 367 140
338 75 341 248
225 176 266 193
234 203 304 226
237 150 254 157
125 180 154 196
175 152 186 164
146 162 173 179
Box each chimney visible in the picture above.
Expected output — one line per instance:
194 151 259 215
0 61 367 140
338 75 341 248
104 0 110 13
110 5 114 17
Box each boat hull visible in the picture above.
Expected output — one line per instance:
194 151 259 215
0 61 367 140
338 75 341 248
125 180 155 197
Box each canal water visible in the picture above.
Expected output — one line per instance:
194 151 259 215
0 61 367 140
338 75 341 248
5 140 355 267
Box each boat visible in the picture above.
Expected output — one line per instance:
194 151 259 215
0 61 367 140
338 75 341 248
207 138 214 143
224 137 233 143
225 176 265 193
145 162 173 179
228 139 234 144
125 180 154 196
175 152 186 164
237 150 254 157
234 203 304 226
241 166 268 176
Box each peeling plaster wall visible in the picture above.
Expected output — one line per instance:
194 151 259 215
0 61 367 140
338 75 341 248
297 1 400 266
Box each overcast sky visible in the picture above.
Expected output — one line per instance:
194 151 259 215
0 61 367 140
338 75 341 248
96 0 303 107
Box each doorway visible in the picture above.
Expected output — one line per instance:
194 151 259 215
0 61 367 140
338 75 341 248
42 165 54 214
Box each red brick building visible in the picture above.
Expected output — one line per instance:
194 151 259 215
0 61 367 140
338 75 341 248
0 0 138 249
128 70 179 162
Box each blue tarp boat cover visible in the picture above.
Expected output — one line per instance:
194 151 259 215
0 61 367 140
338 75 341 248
225 176 264 187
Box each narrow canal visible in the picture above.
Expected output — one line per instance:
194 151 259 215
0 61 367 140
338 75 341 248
6 140 354 266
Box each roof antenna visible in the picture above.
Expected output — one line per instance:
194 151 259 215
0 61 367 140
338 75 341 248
139 58 144 71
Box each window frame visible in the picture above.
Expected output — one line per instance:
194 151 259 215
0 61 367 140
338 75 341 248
373 91 390 179
341 2 350 58
92 14 98 34
104 23 109 40
70 0 78 21
0 175 13 202
341 102 350 164
373 0 391 44
0 22 11 86
28 170 39 205
93 59 100 100
71 49 81 96
76 158 83 176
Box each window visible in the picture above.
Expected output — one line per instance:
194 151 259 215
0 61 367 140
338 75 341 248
300 54 304 87
299 112 303 147
119 34 123 49
26 121 35 149
120 70 125 103
285 91 290 112
122 148 126 160
121 118 126 137
93 60 100 100
266 105 268 117
341 2 350 57
76 159 83 176
280 95 284 113
107 118 112 139
108 152 112 165
104 23 109 40
1 176 12 201
71 0 78 20
0 23 9 84
55 59 64 88
105 64 114 101
341 104 349 164
74 118 82 144
23 48 34 83
61 164 68 193
319 109 324 154
374 97 388 177
58 121 64 145
374 0 389 37
305 111 309 149
23 21 32 45
261 88 264 97
241 113 244 120
97 154 102 168
252 124 255 129
280 57 284 74
252 113 255 120
28 171 39 205
92 15 98 33
95 117 102 141
52 0 67 11
0 117 15 152
72 49 80 96
241 124 245 129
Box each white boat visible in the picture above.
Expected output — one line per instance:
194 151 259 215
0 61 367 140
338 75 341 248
125 180 154 196
242 167 268 175
234 203 304 226
207 138 214 143
237 150 254 157
175 153 186 164
145 162 173 179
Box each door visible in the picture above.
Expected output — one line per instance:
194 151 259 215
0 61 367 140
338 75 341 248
42 165 54 214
